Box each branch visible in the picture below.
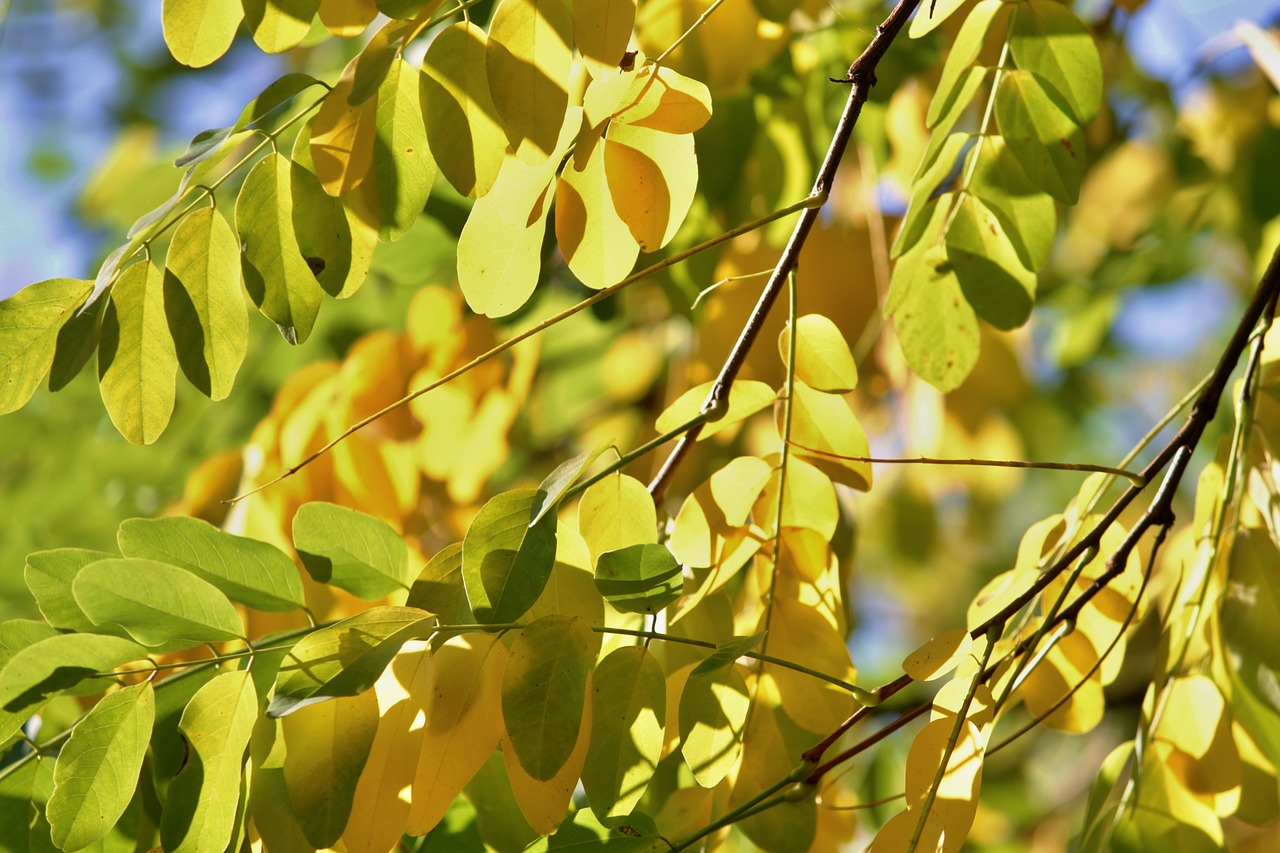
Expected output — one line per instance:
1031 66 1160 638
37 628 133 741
646 0 924 505
786 444 1146 485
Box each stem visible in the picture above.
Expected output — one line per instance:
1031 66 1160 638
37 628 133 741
654 0 728 66
786 448 1145 486
563 413 708 503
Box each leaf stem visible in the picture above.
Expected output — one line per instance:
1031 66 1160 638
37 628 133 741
785 446 1146 486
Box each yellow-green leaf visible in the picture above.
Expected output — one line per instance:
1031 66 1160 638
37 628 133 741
160 671 259 853
903 628 973 682
946 194 1037 330
929 0 1004 127
908 0 967 38
557 133 641 288
249 717 314 853
785 379 873 491
612 66 713 134
1009 0 1103 124
163 205 246 400
582 645 665 817
47 682 155 851
761 598 855 733
462 487 559 623
605 120 697 251
487 0 573 164
374 58 437 241
655 379 775 439
779 313 858 393
0 632 146 717
579 472 658 567
679 664 749 787
97 261 178 445
574 0 635 76
995 69 1086 204
0 278 90 414
236 152 324 343
162 0 243 68
310 60 378 197
242 0 319 53
290 128 375 299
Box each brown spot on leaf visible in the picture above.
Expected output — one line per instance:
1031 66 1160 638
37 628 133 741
1060 138 1076 157
305 257 326 275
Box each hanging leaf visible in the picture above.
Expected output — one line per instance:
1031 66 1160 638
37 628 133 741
242 0 320 53
318 0 377 36
1009 0 1103 125
578 472 658 567
98 261 178 445
582 646 665 817
292 501 413 599
557 133 641 289
929 0 1004 127
0 632 146 717
679 664 749 787
907 0 968 38
291 128 374 299
233 72 324 134
604 120 697 251
159 671 259 853
575 0 636 76
995 69 1086 204
117 517 306 613
163 205 247 400
593 543 683 614
407 542 474 624
502 615 596 781
691 632 766 677
487 0 574 164
47 682 155 852
761 598 856 733
462 487 559 624
785 379 873 492
162 0 243 68
71 558 246 647
965 135 1057 270
373 58 437 241
0 278 91 414
269 606 435 716
779 313 859 393
249 717 315 853
23 549 115 633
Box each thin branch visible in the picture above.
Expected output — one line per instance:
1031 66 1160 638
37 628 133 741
786 444 1146 485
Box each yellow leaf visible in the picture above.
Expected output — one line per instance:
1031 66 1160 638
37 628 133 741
777 526 831 582
317 0 376 36
909 0 968 38
162 0 243 68
785 380 872 491
249 717 313 853
342 643 434 853
903 629 973 682
98 261 177 445
655 379 775 439
1155 675 1241 814
931 681 996 733
667 457 772 569
903 717 983 851
754 454 838 540
869 808 944 853
574 0 636 77
779 313 858 393
678 664 749 787
730 698 817 851
408 634 509 835
422 22 508 198
557 132 641 288
503 685 593 834
579 472 658 567
761 597 856 733
243 0 317 54
612 65 713 134
710 456 773 526
1018 630 1104 733
604 119 697 251
584 70 641 128
487 0 574 164
310 59 378 197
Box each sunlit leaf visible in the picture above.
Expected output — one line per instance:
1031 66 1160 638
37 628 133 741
249 716 314 853
995 69 1085 204
487 0 573 164
291 129 375 299
1018 630 1104 733
762 598 855 733
374 58 437 241
162 0 243 68
98 261 177 444
579 473 658 567
23 549 114 633
903 628 974 681
318 0 377 36
605 120 697 251
612 65 713 134
242 0 319 53
407 542 474 624
292 501 413 599
929 0 1004 127
558 133 641 289
1010 0 1103 124
908 0 968 38
0 278 91 414
965 135 1057 270
785 379 873 492
310 59 379 197
462 487 559 623
779 313 858 393
283 690 379 847
679 664 749 787
594 543 683 614
582 646 665 817
655 379 775 440
535 441 611 525
754 454 839 539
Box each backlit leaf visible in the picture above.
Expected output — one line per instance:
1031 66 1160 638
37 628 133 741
929 0 1004 127
779 313 858 393
233 72 324 134
283 690 379 847
503 691 593 834
557 133 641 289
594 543 683 614
908 0 967 38
290 130 374 299
47 682 154 852
162 0 242 68
965 135 1057 270
575 0 636 76
0 632 145 716
502 615 596 781
292 501 413 599
374 58 437 241
785 380 873 492
310 60 378 197
605 120 697 251
487 0 573 164
535 441 611 525
407 542 474 624
754 454 839 539
655 379 775 439
679 664 749 787
612 65 713 134
582 646 665 817
946 194 1037 330
98 261 177 445
318 0 376 35
761 598 855 733
242 0 319 53
249 717 314 853
160 671 258 853
995 69 1085 204
162 205 246 400
1010 0 1103 124
462 487 559 623
579 473 658 567
0 278 91 414
903 628 973 681
690 631 765 678
1018 630 1104 733
23 548 114 632
117 516 305 612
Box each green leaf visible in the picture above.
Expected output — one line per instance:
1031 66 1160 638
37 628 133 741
236 151 325 344
163 205 247 400
928 0 1004 127
995 69 1086 204
691 632 766 677
582 646 665 818
524 806 668 852
160 670 259 853
908 0 968 38
462 487 559 623
965 134 1057 269
407 542 475 624
891 132 967 260
98 261 178 445
71 558 245 647
292 501 413 599
283 691 379 848
235 73 323 133
502 615 596 781
161 0 243 68
249 717 314 853
268 605 435 716
593 544 683 615
0 633 146 715
24 548 116 632
886 194 980 391
946 194 1037 330
47 681 155 852
534 440 610 525
48 288 105 392
1009 0 1103 125
242 0 319 53
374 58 437 241
175 126 234 169
117 517 306 613
0 619 61 666
0 278 91 414
678 664 749 787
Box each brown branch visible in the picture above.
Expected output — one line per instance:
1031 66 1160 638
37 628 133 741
646 0 924 506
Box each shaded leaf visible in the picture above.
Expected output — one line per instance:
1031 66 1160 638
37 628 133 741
995 69 1086 204
373 58 437 241
292 501 413 599
679 664 749 787
594 543 683 614
487 0 573 164
462 487 559 623
582 646 665 817
1009 0 1103 124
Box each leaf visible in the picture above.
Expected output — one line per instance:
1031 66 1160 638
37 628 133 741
945 194 1037 330
162 0 243 67
754 454 839 539
582 646 665 817
612 65 713 134
292 501 413 599
163 205 247 400
159 671 258 853
462 487 559 623
290 130 374 299
409 633 508 834
574 0 636 76
1018 630 1104 732
421 21 508 199
269 605 435 716
604 120 697 252
233 72 324 133
655 379 775 439
98 261 178 444
535 441 611 525
691 632 766 677
249 717 314 853
502 615 596 781
903 628 974 681
374 58 437 241
407 542 475 624
487 0 573 164
965 134 1057 270
47 682 155 851
310 59 379 197
929 0 1004 127
557 133 641 289
785 379 873 492
503 690 593 834
282 689 379 848
0 278 91 414
761 598 856 733
318 0 377 36
23 548 114 632
71 558 246 647
1009 0 1103 124
890 131 967 261
235 152 325 344
243 0 319 53
731 698 817 852
779 313 858 393
678 664 749 787
995 69 1086 204
908 0 968 38
594 543 683 614
901 717 984 844
578 473 658 567
48 285 105 392
886 194 979 392
117 516 306 613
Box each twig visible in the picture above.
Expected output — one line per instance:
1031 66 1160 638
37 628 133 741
786 445 1146 485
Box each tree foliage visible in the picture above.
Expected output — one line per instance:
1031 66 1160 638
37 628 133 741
2 0 1280 850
